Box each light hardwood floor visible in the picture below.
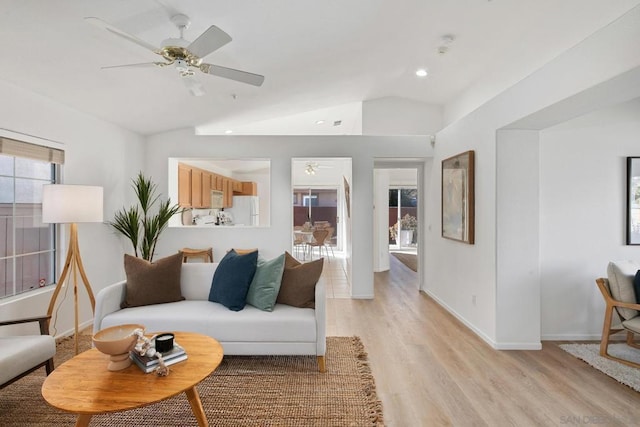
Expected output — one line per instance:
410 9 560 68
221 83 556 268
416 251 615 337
326 255 640 426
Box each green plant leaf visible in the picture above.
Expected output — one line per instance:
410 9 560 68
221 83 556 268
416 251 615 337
110 172 181 262
108 206 140 258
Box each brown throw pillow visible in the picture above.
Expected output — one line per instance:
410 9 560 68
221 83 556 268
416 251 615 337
277 252 324 308
121 252 185 309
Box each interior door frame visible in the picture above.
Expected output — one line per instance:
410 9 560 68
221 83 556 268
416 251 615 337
373 159 426 292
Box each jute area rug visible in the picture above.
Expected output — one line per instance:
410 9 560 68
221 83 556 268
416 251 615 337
390 252 417 272
560 343 640 392
1 335 384 426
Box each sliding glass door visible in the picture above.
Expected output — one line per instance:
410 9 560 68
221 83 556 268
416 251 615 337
389 187 418 249
293 187 339 248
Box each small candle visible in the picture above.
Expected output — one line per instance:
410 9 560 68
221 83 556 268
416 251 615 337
155 333 174 353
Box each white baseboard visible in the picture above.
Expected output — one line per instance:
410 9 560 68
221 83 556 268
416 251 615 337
541 334 603 341
351 293 374 299
54 319 94 340
424 290 542 350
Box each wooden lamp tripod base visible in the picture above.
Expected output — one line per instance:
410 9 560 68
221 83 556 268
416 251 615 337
46 223 96 355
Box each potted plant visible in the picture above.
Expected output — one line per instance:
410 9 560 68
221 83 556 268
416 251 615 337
389 214 417 246
109 172 181 262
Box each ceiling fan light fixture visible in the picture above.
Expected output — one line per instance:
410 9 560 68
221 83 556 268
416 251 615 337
305 162 317 175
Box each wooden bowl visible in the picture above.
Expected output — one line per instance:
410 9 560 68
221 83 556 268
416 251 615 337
92 324 145 371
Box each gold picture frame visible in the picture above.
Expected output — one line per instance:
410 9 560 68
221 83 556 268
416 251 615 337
441 150 475 244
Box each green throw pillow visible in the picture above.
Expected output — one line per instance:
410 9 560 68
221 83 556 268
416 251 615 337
246 253 286 311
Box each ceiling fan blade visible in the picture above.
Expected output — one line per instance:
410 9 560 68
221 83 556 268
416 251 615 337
181 75 206 97
200 63 265 87
85 17 160 53
187 25 232 59
101 62 166 70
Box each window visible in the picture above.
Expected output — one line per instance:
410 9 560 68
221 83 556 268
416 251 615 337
302 193 319 207
0 137 63 298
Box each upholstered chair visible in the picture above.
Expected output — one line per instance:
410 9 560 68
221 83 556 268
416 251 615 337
0 315 56 388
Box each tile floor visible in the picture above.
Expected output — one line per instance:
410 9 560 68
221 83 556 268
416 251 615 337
303 245 417 299
318 251 351 298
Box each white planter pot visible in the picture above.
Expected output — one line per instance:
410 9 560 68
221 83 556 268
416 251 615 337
400 230 414 246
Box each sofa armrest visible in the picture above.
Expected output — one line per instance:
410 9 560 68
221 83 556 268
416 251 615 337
93 280 126 333
315 280 326 356
0 315 51 335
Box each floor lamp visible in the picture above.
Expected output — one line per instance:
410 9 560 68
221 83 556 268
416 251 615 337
42 184 103 355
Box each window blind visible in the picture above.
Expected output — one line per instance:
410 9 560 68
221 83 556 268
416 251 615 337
0 136 65 164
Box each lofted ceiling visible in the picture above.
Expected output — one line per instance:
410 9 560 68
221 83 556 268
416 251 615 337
0 0 638 136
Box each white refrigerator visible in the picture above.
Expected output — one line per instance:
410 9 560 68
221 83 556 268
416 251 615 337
227 196 259 226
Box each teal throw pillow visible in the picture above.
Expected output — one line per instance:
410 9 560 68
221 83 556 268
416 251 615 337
208 249 258 311
246 253 286 311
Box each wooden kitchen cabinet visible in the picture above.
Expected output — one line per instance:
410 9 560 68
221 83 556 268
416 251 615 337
191 170 202 208
240 181 257 196
202 172 213 207
178 164 192 207
179 163 249 209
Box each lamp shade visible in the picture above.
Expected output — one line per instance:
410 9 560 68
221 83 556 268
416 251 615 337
42 184 104 223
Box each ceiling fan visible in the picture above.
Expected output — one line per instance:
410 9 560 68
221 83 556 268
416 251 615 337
85 13 264 96
304 161 334 175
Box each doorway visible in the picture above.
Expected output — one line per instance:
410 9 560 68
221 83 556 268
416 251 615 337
291 158 352 298
373 159 427 292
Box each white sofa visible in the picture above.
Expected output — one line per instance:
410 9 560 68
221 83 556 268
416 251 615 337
93 263 326 371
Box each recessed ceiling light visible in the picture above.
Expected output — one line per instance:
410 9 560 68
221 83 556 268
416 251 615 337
315 120 325 125
416 68 428 77
224 130 233 134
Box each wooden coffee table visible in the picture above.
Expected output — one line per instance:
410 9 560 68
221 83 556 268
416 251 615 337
42 332 223 427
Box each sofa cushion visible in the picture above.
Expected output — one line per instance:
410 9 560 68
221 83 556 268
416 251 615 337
607 261 640 320
100 300 316 343
277 252 323 309
0 335 56 386
208 249 258 311
121 252 184 309
246 253 286 312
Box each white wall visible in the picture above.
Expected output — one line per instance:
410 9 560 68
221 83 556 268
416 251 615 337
0 80 145 337
424 6 640 348
144 131 429 299
373 169 390 272
363 96 442 136
496 130 541 349
539 98 640 340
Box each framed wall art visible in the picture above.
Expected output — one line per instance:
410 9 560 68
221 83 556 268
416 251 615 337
442 150 475 244
627 157 640 245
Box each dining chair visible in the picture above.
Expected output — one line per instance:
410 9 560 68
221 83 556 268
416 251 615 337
307 229 330 261
293 230 307 260
323 227 335 258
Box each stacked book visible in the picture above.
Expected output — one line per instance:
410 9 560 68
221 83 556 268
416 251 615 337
131 342 188 373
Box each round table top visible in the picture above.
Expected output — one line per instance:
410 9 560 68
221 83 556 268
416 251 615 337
42 332 223 415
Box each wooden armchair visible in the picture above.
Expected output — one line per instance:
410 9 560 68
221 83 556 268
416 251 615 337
0 315 56 388
596 261 640 369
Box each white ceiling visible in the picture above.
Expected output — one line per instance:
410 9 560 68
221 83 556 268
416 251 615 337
1 0 638 136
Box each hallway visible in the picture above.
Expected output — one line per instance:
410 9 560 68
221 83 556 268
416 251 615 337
325 256 640 426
